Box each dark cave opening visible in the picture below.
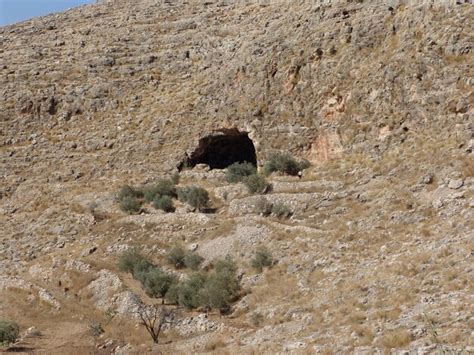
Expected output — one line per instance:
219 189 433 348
180 130 257 170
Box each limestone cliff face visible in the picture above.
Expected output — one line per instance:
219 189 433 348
1 1 471 183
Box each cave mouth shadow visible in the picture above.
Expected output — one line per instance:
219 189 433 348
179 129 257 170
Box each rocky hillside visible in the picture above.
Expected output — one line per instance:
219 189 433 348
0 0 473 353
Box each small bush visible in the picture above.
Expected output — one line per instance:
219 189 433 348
298 158 311 171
118 249 175 300
117 248 149 274
272 202 292 219
379 328 412 349
263 152 310 176
204 336 226 352
226 162 257 183
199 258 240 311
0 320 19 346
165 257 240 312
166 273 207 309
136 268 176 298
251 247 273 272
166 246 204 270
177 186 210 211
89 322 104 339
171 173 180 185
184 253 204 270
153 195 174 212
255 197 273 216
132 258 155 277
214 257 237 275
118 185 143 200
244 174 270 194
117 185 143 214
166 245 187 269
143 179 176 202
119 196 142 214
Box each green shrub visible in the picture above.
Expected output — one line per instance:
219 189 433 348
263 152 310 176
117 185 143 214
119 196 142 214
164 283 180 305
298 158 311 171
255 197 273 216
171 173 180 185
199 257 240 311
117 248 150 274
118 249 176 300
118 185 143 200
177 186 210 211
143 179 176 202
226 162 257 183
152 195 174 212
136 268 176 298
0 320 19 346
184 253 204 271
198 276 232 311
166 273 207 309
244 174 270 194
214 257 237 275
272 202 292 219
165 257 240 312
89 322 104 339
166 245 187 269
251 247 273 272
166 246 204 270
132 258 155 277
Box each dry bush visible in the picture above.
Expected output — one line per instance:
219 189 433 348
135 304 174 344
379 328 412 349
251 247 273 272
351 325 374 346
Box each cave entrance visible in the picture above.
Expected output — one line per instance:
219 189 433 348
180 129 257 170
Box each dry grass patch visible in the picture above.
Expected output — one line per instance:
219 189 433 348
440 328 466 345
203 335 227 352
378 328 412 349
459 156 474 179
247 266 298 307
200 219 235 241
372 307 402 322
346 310 368 325
308 269 327 288
350 324 375 346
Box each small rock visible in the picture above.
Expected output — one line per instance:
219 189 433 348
432 200 444 209
287 264 300 274
24 326 42 338
81 246 98 257
420 173 434 184
195 163 210 171
448 179 463 190
102 57 116 67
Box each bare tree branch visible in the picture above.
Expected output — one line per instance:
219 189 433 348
134 304 174 344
